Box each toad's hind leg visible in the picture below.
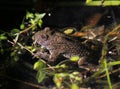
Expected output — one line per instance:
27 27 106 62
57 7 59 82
78 56 88 66
49 50 62 61
78 56 99 71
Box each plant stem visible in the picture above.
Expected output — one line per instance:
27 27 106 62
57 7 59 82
103 58 112 89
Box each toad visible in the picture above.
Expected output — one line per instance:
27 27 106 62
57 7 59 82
32 27 101 65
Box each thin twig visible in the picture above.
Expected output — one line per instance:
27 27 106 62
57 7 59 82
98 68 120 79
13 22 37 44
17 42 34 55
19 23 37 34
100 24 120 63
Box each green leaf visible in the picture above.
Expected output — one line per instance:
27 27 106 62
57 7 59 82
34 60 46 83
69 72 82 81
54 73 68 88
20 24 25 29
30 19 35 25
75 76 82 81
0 34 7 40
26 12 34 19
71 83 79 89
35 13 46 19
55 64 67 69
60 64 67 68
11 29 20 34
37 70 46 83
31 48 37 52
70 56 79 62
38 19 43 27
54 76 62 88
34 60 46 70
64 28 74 35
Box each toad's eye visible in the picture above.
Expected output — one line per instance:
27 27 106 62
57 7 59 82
36 42 41 47
41 34 48 41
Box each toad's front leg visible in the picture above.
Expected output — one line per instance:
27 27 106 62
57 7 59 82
33 51 50 60
33 49 61 62
48 50 62 61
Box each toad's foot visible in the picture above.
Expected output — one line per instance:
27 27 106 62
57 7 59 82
33 51 50 60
